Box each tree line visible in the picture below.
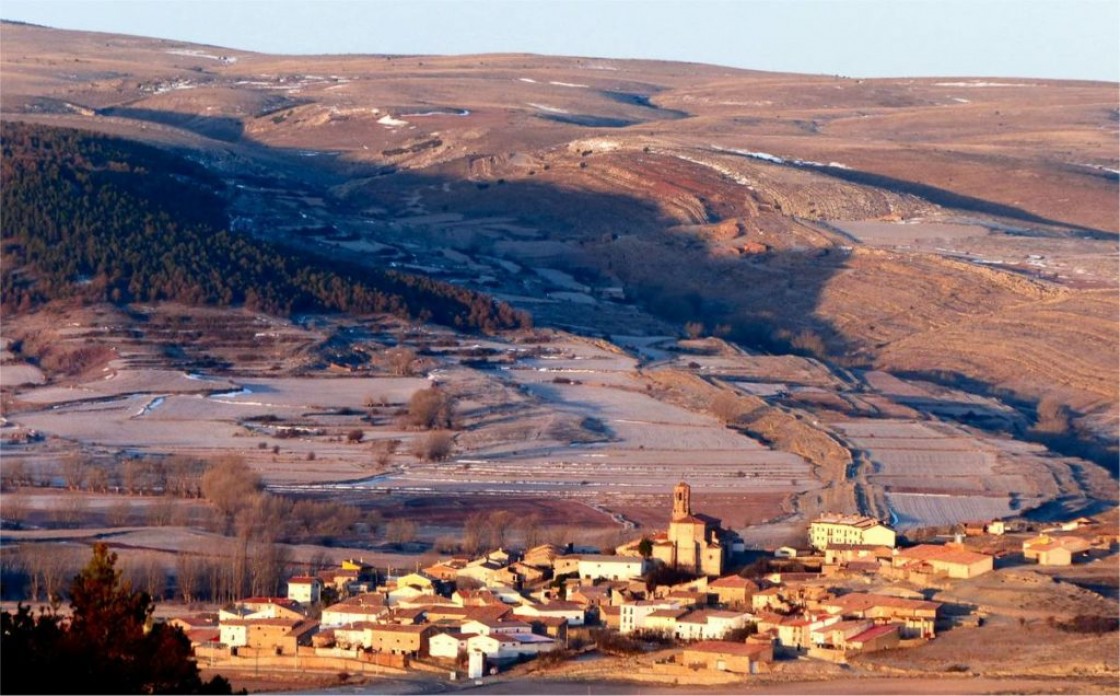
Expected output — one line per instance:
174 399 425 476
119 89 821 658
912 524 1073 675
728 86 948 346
0 121 530 333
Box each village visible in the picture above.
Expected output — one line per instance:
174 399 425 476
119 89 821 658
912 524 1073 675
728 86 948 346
165 482 1118 688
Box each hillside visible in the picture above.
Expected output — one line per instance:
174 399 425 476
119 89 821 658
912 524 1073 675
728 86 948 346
0 21 1116 503
0 121 528 332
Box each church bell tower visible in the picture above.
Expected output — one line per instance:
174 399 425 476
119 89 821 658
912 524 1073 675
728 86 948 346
672 481 691 520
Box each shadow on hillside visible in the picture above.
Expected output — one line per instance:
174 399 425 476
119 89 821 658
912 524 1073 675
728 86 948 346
97 107 245 142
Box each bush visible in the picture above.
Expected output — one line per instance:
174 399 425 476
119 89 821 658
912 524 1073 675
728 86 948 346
414 431 453 462
1056 615 1119 634
406 388 455 430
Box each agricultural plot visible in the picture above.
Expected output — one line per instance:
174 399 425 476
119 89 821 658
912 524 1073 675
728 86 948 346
868 450 996 476
887 492 1020 529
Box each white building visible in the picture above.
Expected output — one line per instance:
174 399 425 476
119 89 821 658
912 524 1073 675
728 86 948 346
619 600 682 635
429 631 469 660
466 633 557 660
673 610 753 641
809 514 896 550
286 576 322 605
577 555 648 581
512 600 586 626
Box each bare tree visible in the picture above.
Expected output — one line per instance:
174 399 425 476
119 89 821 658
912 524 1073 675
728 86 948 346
488 510 515 549
201 456 263 530
385 519 418 547
462 512 490 556
51 496 87 529
517 513 544 549
105 500 133 527
61 454 87 491
385 347 417 376
21 544 81 602
4 493 30 529
87 465 111 493
176 553 203 604
372 439 400 468
248 542 290 597
147 497 177 527
2 458 27 489
413 431 454 462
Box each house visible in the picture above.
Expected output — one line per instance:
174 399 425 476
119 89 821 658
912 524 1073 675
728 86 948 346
286 576 322 605
1023 534 1091 566
368 624 435 656
845 624 900 653
893 544 993 579
321 593 388 626
680 640 773 674
513 600 586 626
169 615 220 648
552 555 582 576
674 609 753 641
423 559 467 582
576 555 648 581
708 575 758 608
757 612 840 650
811 619 874 648
429 631 470 660
393 572 437 592
460 618 534 637
456 560 506 585
223 597 305 621
643 608 688 636
524 544 563 569
986 520 1006 536
452 589 503 607
423 604 512 624
751 587 789 614
823 544 894 567
619 600 682 634
809 514 896 550
219 617 318 654
568 584 610 608
600 605 621 629
467 632 557 660
819 592 940 638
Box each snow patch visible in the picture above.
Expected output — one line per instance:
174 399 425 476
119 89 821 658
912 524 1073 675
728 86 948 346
951 97 971 103
377 114 409 127
518 77 538 83
934 81 1029 87
549 81 588 88
527 103 569 114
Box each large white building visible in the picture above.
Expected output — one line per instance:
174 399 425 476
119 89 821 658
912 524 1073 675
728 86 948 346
576 555 648 581
809 514 896 550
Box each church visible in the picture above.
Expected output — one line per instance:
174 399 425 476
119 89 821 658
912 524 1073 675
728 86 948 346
617 482 730 577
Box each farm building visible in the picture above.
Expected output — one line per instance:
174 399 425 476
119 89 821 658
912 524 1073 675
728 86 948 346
819 592 941 638
1023 534 1091 566
892 544 993 579
680 640 773 674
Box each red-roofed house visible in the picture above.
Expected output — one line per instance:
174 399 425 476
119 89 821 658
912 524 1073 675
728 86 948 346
893 544 993 579
709 574 758 608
